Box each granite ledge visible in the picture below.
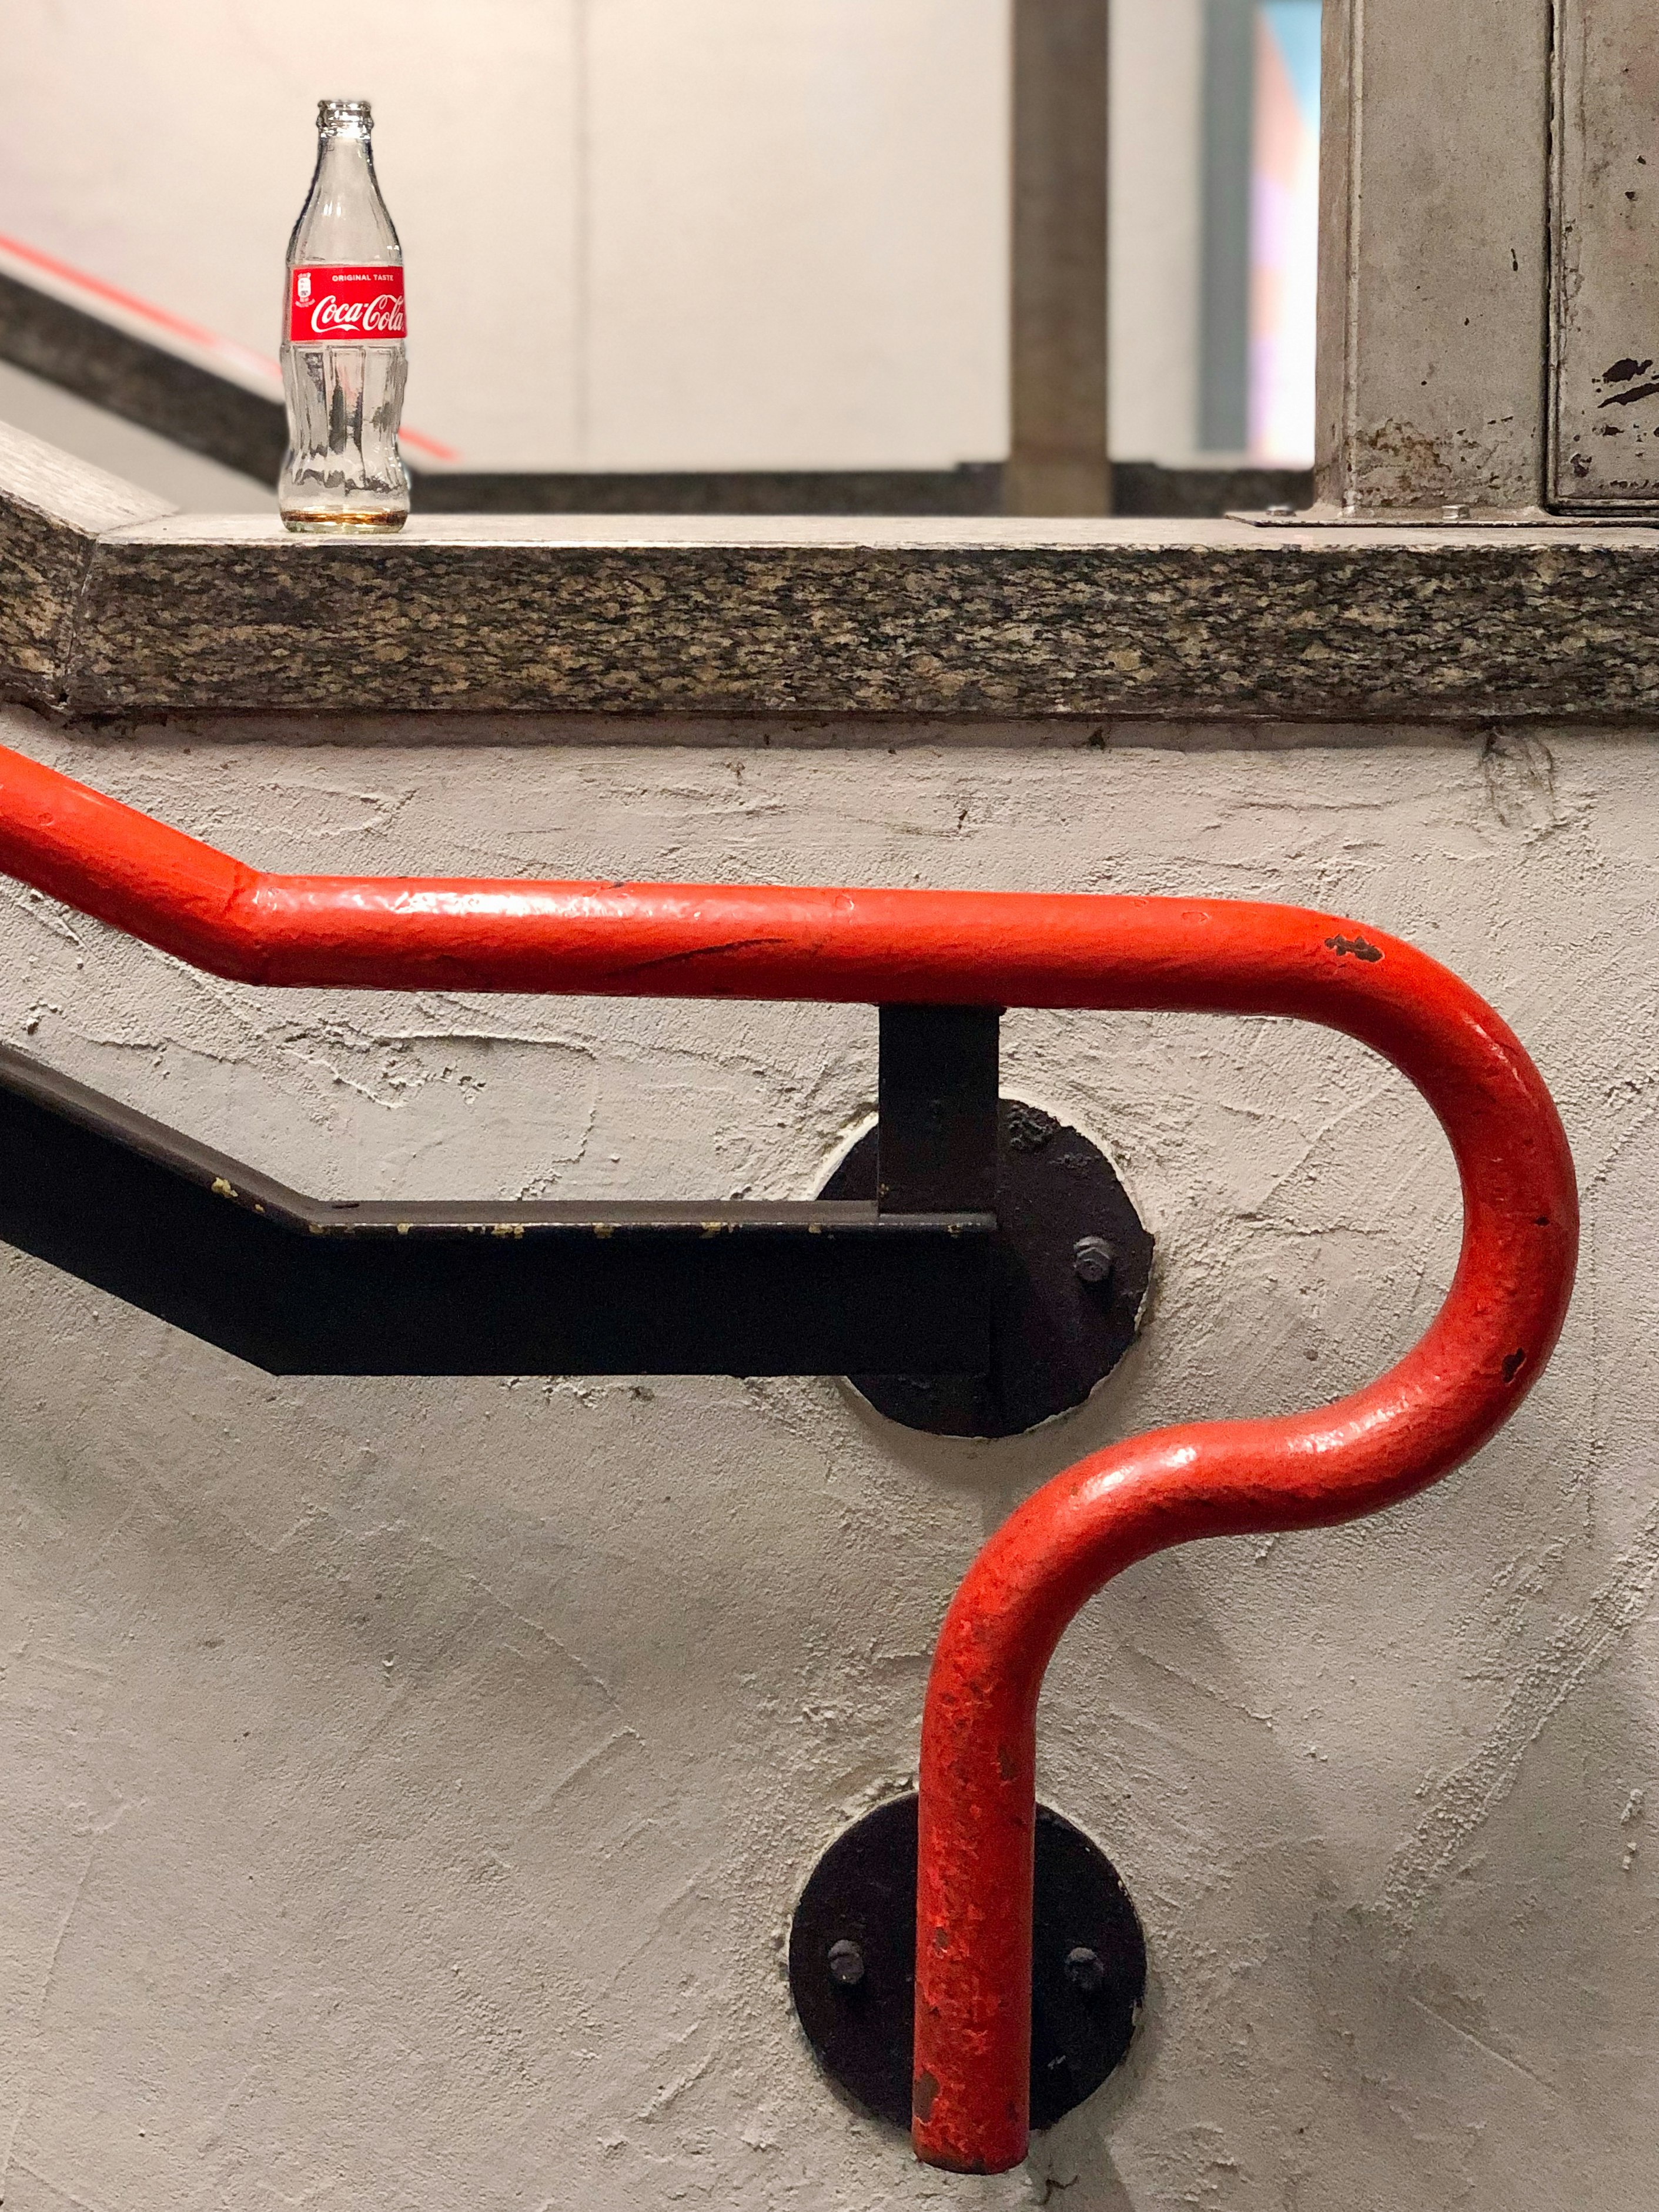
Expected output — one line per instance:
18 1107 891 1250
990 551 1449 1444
6 420 1659 727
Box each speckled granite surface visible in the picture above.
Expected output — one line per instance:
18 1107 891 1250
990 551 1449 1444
0 423 172 711
5 422 1659 725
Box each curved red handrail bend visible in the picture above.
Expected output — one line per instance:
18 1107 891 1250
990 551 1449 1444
0 743 1578 2173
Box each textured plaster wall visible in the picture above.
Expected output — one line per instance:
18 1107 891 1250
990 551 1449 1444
0 711 1654 2211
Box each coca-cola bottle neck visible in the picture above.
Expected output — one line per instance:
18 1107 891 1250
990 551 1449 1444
290 100 400 265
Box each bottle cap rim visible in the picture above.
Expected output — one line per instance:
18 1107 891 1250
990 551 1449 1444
317 98 373 133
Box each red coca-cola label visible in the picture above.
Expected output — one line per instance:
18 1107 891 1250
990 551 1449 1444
288 265 406 344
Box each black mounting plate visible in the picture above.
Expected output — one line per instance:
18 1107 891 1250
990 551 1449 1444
824 1100 1153 1437
788 1792 1146 2135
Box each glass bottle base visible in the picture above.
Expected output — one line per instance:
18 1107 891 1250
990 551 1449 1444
280 507 409 535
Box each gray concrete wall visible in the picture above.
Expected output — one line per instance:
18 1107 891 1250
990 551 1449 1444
0 711 1652 2209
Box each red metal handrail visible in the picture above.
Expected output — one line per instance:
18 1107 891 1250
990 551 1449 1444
0 742 1577 2173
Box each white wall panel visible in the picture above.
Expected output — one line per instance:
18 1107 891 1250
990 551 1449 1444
1109 0 1205 465
0 1 585 467
584 0 1009 470
0 0 1011 472
0 2 1235 479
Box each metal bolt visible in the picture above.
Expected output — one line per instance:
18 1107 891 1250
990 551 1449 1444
1072 1236 1115 1288
827 1938 867 1988
1063 1944 1106 1994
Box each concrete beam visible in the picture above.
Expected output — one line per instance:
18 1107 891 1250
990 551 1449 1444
8 421 1659 727
1006 0 1111 516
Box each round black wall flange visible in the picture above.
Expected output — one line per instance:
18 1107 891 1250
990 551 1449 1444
789 1793 1146 2135
822 1101 1153 1438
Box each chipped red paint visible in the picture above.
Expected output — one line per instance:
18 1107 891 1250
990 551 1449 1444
0 740 1578 2175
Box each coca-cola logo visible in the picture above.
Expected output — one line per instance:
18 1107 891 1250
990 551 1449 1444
307 289 405 336
289 265 406 345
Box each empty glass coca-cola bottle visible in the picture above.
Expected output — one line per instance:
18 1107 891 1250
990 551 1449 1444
279 98 409 532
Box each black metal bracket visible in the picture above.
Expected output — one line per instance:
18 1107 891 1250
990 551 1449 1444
0 1007 1149 1408
824 1091 1153 1438
788 1793 1146 2133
